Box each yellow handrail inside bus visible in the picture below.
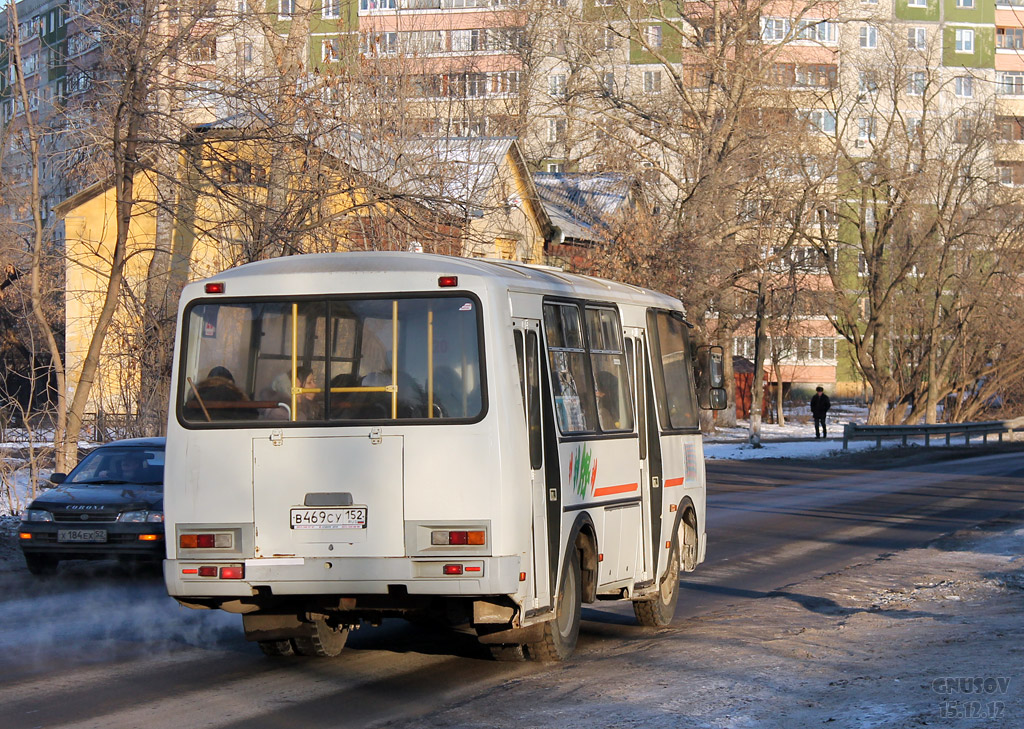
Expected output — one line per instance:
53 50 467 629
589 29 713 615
428 308 434 418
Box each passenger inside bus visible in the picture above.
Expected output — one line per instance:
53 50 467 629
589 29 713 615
185 367 257 421
596 370 622 430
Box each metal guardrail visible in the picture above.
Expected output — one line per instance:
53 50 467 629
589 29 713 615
843 417 1024 450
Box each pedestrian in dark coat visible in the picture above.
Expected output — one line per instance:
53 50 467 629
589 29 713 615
810 386 831 439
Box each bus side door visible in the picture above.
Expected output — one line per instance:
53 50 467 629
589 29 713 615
626 328 659 585
513 320 551 610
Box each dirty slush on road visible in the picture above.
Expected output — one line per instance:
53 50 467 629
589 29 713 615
393 516 1024 729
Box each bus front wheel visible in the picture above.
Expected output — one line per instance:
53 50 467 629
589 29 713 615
527 548 582 662
633 544 680 627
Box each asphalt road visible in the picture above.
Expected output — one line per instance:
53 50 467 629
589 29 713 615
3 448 1024 729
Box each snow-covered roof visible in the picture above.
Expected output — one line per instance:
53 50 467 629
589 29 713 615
532 173 637 245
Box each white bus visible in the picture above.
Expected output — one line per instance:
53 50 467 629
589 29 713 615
163 252 725 662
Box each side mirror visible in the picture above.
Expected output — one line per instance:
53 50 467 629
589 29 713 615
702 387 728 411
49 472 67 485
696 345 728 410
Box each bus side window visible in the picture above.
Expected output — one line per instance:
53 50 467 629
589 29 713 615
646 310 699 430
543 303 598 434
626 337 647 459
525 331 543 469
514 330 526 421
585 307 634 433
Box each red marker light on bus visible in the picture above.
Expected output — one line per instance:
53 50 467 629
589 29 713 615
197 566 217 577
443 564 464 575
438 276 458 287
219 566 244 579
205 282 225 294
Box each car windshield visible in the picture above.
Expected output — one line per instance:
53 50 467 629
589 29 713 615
66 446 165 487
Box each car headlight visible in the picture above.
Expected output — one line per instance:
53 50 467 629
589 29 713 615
119 510 164 523
23 509 53 522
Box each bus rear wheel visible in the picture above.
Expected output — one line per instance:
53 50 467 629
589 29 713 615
527 548 581 662
258 639 296 657
292 619 349 657
633 544 680 627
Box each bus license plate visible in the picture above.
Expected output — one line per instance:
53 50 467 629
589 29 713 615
58 529 107 543
290 507 367 530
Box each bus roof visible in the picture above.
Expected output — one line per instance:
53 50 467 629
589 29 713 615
190 252 684 311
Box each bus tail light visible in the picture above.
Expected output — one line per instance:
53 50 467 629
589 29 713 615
180 533 233 549
438 276 458 287
198 566 217 577
219 565 244 579
431 530 486 546
443 564 463 575
205 282 225 294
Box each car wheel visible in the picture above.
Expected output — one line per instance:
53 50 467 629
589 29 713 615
24 554 58 576
292 619 349 657
633 544 680 627
527 547 582 663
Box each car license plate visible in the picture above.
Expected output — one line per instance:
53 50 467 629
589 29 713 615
58 529 107 543
290 507 367 530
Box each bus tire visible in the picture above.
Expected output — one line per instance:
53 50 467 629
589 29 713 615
489 644 527 662
258 639 296 657
292 619 349 657
633 544 679 627
527 548 581 663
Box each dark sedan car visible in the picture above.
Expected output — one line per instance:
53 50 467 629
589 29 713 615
19 437 166 575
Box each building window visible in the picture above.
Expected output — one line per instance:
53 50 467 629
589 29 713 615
800 109 836 134
860 25 877 49
548 73 566 97
279 0 294 18
761 17 789 43
643 69 661 93
795 19 837 44
546 162 564 173
603 72 615 94
907 0 927 6
322 0 340 17
857 116 877 143
998 72 1024 95
908 27 926 50
956 0 974 7
907 71 926 96
997 27 1024 50
451 29 486 52
996 116 1024 141
645 24 663 48
547 118 566 143
600 27 616 51
360 0 397 9
186 36 217 63
859 71 878 95
322 39 339 63
955 76 973 98
955 29 974 53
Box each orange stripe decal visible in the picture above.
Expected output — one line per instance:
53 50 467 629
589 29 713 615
593 482 639 497
664 477 685 488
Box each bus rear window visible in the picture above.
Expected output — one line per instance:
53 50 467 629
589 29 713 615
179 296 483 425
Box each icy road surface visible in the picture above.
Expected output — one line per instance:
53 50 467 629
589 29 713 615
1 448 1023 728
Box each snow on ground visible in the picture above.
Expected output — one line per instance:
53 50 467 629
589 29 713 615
399 520 1024 729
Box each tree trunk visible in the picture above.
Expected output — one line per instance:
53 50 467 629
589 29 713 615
749 285 767 446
